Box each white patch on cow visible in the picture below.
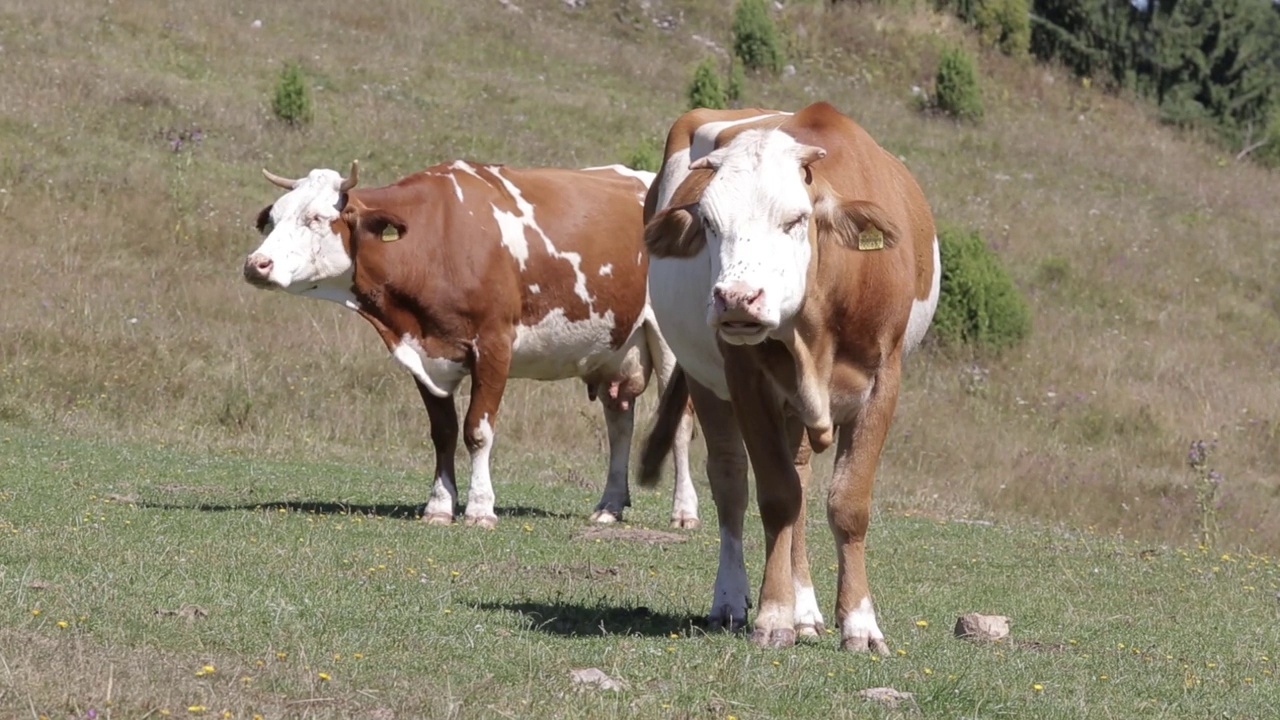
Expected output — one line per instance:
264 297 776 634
636 251 643 265
390 335 467 398
447 173 465 203
903 235 941 358
599 264 613 276
510 308 622 381
298 284 361 311
649 254 730 399
449 160 482 179
464 414 497 522
712 525 751 624
488 168 595 308
528 283 541 295
424 471 455 519
246 168 352 292
841 596 885 644
583 164 656 190
793 580 825 630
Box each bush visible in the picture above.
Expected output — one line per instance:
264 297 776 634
732 0 785 74
272 62 313 126
931 226 1031 353
688 57 727 110
974 0 1030 56
934 47 984 121
624 136 664 173
727 58 746 105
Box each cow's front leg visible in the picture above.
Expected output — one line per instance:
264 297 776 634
590 399 634 524
687 378 750 631
460 340 512 529
829 358 901 655
725 354 802 649
415 381 459 525
788 424 825 638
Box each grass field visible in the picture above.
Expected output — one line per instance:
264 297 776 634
3 425 1278 718
2 0 1280 716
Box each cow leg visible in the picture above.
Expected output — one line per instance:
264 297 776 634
788 423 825 638
687 378 750 631
642 317 699 529
459 341 512 529
589 400 634 524
415 381 460 525
724 355 801 649
829 359 901 655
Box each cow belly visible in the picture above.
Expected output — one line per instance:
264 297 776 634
648 254 729 399
509 308 629 380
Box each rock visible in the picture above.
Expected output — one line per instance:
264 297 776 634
783 64 796 77
954 613 1010 642
858 687 915 708
570 668 626 691
563 0 586 7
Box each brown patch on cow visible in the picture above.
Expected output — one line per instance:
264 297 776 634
574 527 687 544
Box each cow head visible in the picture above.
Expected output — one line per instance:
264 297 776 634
243 161 359 296
645 129 899 346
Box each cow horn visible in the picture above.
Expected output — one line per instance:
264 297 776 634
339 160 359 192
262 168 299 190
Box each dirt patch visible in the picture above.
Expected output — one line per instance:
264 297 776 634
574 527 687 544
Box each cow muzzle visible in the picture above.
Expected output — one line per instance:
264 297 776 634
242 253 276 288
711 281 773 342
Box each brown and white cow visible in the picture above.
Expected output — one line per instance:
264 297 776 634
241 160 697 529
639 102 939 652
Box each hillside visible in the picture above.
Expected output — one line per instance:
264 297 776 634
0 0 1277 552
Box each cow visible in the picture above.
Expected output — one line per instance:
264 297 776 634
241 159 698 530
638 102 939 653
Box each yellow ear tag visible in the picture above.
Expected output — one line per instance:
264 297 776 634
857 226 884 251
381 225 400 242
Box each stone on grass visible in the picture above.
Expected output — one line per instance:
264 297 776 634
858 687 915 708
954 613 1010 642
570 667 626 691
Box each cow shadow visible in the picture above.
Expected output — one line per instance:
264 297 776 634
137 499 573 520
474 600 708 638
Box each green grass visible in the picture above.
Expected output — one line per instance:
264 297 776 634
3 424 1278 718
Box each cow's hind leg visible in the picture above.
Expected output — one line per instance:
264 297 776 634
415 381 459 525
460 338 513 529
589 399 634 524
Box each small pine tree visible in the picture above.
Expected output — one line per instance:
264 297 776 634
931 225 1031 353
974 0 1030 57
272 62 313 126
732 0 785 74
727 58 746 105
688 57 727 110
934 47 984 122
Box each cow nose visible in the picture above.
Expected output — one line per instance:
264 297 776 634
712 282 765 315
243 253 273 283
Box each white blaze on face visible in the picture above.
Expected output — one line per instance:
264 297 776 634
697 129 816 344
248 169 353 293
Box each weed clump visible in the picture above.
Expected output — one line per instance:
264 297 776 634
934 47 984 121
624 136 664 173
272 62 313 126
932 226 1030 353
732 0 785 74
688 57 727 110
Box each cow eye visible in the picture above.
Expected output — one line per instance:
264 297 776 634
783 214 809 233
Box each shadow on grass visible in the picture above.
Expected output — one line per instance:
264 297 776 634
476 600 710 638
137 500 573 520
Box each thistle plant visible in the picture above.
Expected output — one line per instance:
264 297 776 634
1186 439 1223 549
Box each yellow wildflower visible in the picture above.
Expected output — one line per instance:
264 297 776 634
318 672 331 681
915 619 928 628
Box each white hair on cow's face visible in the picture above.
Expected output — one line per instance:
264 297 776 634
247 168 353 295
696 129 822 345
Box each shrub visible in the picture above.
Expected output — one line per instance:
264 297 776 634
931 225 1031 353
974 0 1030 57
727 58 746 105
732 0 785 74
934 46 984 121
272 62 313 126
688 57 727 110
624 136 664 173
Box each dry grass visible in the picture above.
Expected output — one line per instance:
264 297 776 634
0 0 1277 555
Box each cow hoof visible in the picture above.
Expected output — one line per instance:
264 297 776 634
751 627 796 648
795 622 824 638
707 611 748 633
423 513 455 526
670 515 701 530
463 515 498 529
589 510 620 524
841 635 891 655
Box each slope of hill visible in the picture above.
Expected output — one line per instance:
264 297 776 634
0 0 1276 550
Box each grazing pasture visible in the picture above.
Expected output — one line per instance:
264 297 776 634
3 427 1278 718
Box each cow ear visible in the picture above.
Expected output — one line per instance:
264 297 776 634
644 204 706 258
255 205 275 234
354 208 409 243
817 199 900 251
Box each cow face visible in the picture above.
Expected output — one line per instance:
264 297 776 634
648 130 825 346
243 163 358 298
